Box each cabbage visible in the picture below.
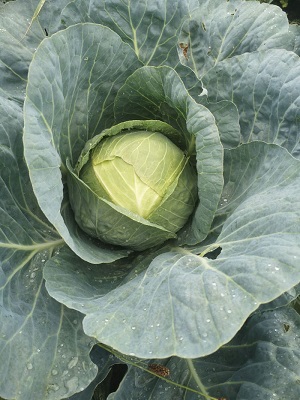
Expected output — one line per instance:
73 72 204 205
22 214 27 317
1 0 300 399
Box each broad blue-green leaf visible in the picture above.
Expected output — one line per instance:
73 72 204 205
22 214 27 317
174 65 241 149
26 0 74 36
59 0 202 66
43 246 133 311
179 1 291 77
0 97 99 400
114 66 224 244
202 49 300 157
24 23 141 263
43 245 171 311
109 307 300 400
0 0 45 102
198 98 241 149
79 142 300 359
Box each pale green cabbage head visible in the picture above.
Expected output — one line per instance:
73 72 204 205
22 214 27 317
67 120 197 250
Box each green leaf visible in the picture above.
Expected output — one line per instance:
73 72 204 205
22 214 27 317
173 65 241 149
114 65 224 244
0 0 46 102
23 23 141 263
179 1 290 77
43 246 133 310
59 0 201 66
198 98 241 149
0 97 99 400
110 307 300 400
202 49 300 156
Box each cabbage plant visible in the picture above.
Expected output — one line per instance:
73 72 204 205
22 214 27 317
1 0 300 399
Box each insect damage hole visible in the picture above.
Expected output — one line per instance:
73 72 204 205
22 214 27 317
179 42 189 60
203 246 222 260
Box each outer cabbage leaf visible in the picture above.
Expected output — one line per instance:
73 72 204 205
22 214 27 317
108 307 300 400
44 141 300 359
178 1 291 77
59 0 202 66
23 23 142 263
202 49 300 156
0 96 102 400
0 0 46 102
174 65 241 150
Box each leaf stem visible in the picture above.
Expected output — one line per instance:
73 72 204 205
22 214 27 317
187 358 211 399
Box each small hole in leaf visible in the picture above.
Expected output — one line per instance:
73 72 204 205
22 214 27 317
283 323 290 332
202 22 206 31
204 247 222 259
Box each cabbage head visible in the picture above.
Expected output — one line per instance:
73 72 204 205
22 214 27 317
67 120 197 250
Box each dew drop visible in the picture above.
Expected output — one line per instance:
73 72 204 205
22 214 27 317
66 376 79 391
52 369 58 376
68 356 79 369
26 363 33 370
156 323 160 327
206 318 211 323
131 326 136 330
227 309 232 314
